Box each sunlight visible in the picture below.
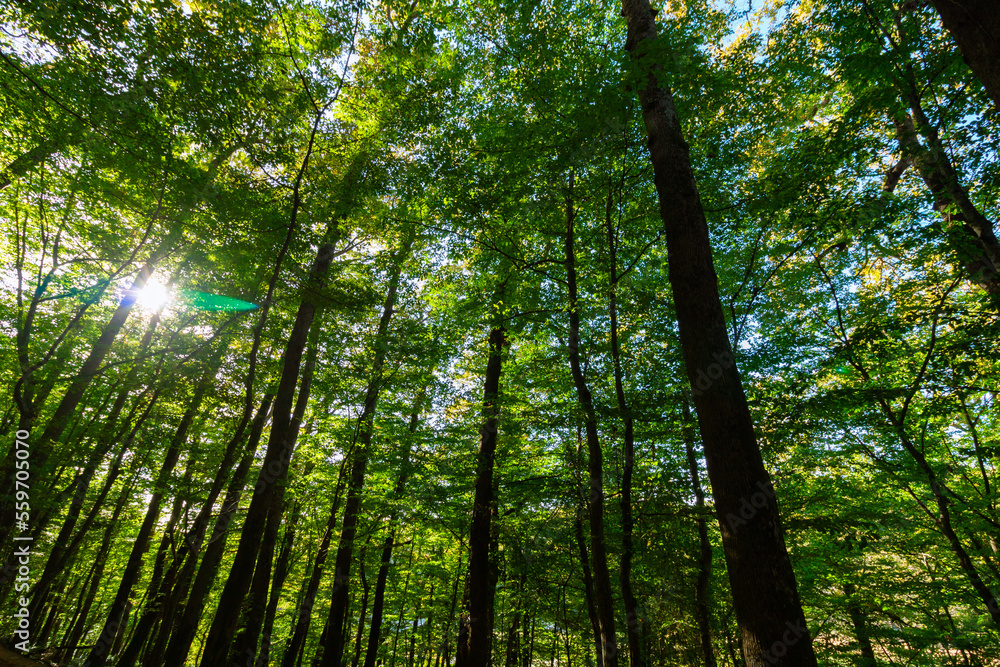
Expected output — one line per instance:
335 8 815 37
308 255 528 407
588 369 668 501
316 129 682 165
136 279 171 311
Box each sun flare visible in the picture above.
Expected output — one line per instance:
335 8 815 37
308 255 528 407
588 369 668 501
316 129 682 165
137 279 171 311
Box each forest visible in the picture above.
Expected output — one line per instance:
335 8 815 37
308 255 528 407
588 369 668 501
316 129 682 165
0 0 998 665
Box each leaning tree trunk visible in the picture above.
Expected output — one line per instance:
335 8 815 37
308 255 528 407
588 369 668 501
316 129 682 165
928 0 1000 113
230 314 324 666
619 1 817 665
160 393 274 666
455 324 506 667
0 252 159 547
198 245 334 665
82 351 217 667
892 112 1000 302
564 179 618 667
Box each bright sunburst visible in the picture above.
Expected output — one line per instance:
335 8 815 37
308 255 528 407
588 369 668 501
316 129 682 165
136 279 171 311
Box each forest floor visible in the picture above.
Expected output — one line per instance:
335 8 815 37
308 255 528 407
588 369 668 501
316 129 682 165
0 644 49 667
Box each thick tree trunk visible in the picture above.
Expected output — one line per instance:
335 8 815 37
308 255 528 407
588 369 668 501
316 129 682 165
928 0 1000 112
619 2 817 665
564 180 618 667
230 314 325 666
315 232 411 667
455 325 506 667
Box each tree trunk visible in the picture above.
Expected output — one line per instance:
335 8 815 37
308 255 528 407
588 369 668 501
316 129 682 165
575 499 603 667
682 404 717 667
258 513 301 667
842 583 877 667
606 190 644 667
199 240 335 665
82 354 214 667
363 389 428 667
314 230 411 667
231 311 325 666
455 324 506 667
160 392 274 666
564 178 618 667
892 112 1000 302
619 2 817 664
928 0 1000 112
280 462 350 667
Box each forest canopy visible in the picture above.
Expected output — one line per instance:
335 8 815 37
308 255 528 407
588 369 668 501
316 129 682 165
1 0 998 665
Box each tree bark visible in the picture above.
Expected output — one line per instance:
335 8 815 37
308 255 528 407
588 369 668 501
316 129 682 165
928 0 1000 112
455 325 506 667
315 231 412 667
198 239 335 665
606 189 644 667
564 177 618 667
362 388 428 667
160 392 274 666
82 353 215 667
619 2 817 664
842 583 878 667
682 404 717 667
892 112 1000 301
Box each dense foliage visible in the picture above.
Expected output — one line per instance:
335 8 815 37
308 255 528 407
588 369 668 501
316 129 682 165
1 0 998 665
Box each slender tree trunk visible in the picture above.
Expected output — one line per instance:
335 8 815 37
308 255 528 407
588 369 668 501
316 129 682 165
619 2 817 664
442 551 462 667
842 583 877 667
82 354 215 667
564 178 618 667
258 514 301 667
118 456 198 667
315 231 412 667
682 404 717 667
575 500 603 667
363 389 428 667
0 252 161 546
928 0 1000 112
351 545 372 667
455 324 506 667
281 462 350 667
160 393 274 666
605 190 644 667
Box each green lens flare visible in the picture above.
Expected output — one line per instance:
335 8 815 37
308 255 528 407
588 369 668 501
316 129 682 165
176 289 258 312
